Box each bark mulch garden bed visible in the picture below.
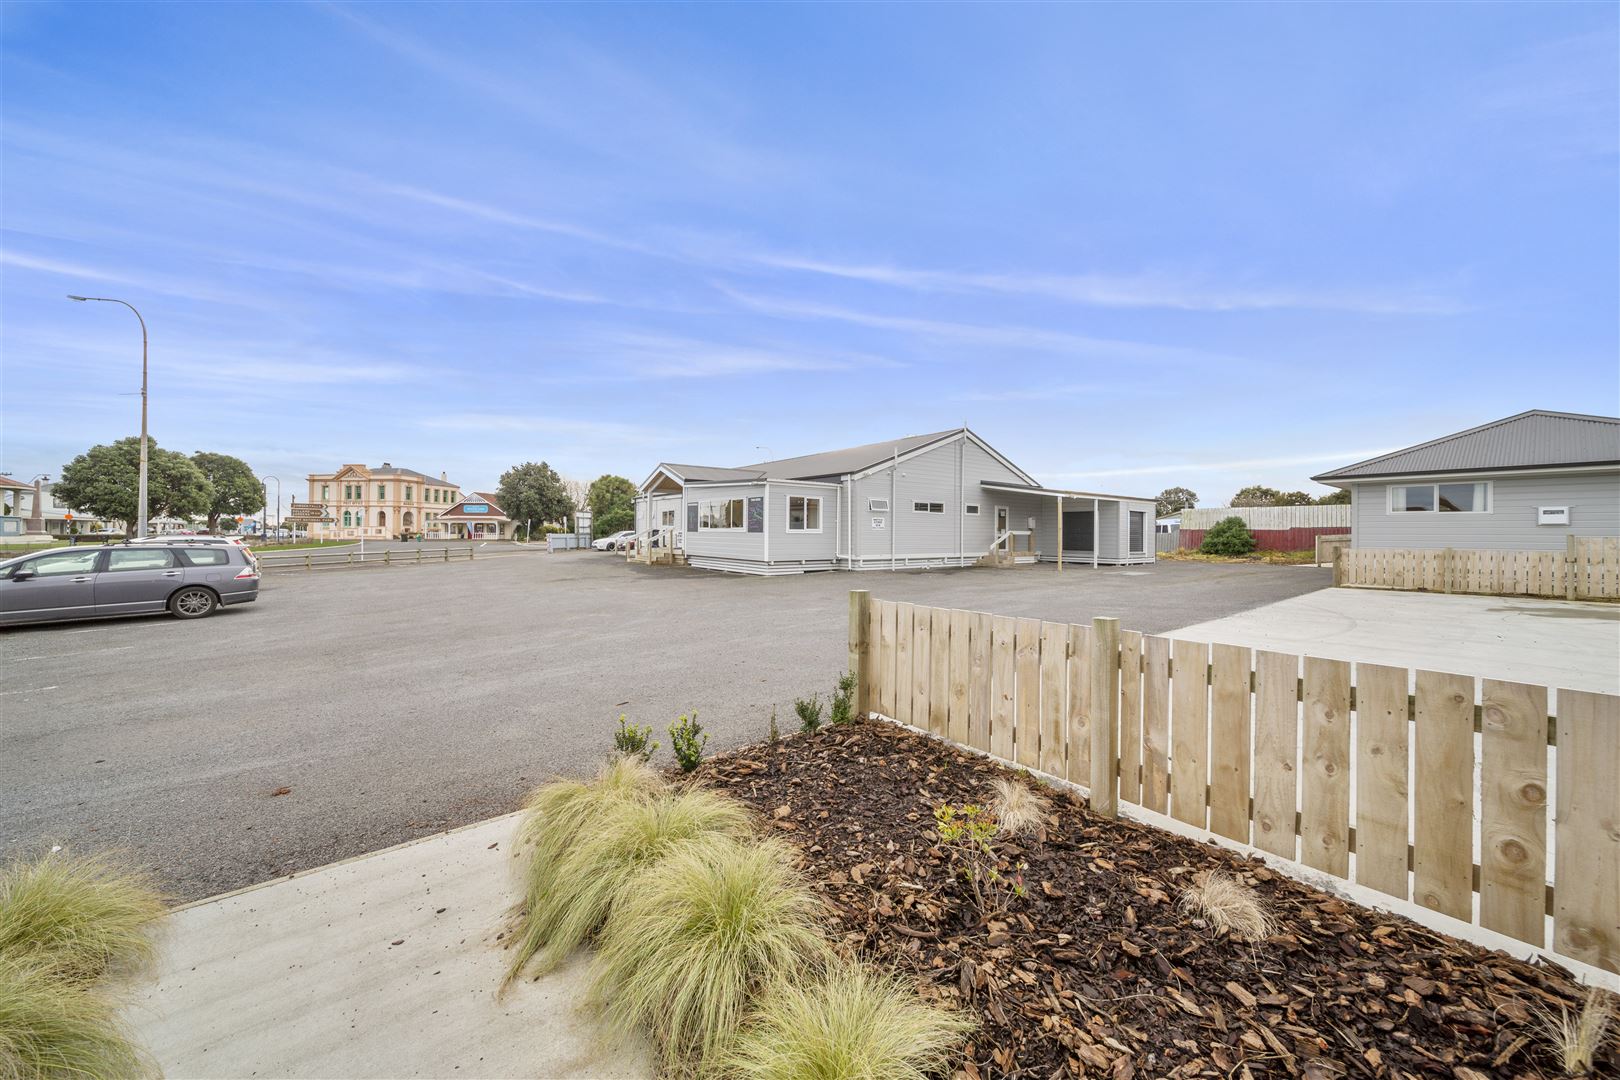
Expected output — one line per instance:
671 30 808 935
696 720 1616 1080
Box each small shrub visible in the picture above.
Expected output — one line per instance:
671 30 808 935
506 758 667 987
934 804 1025 915
794 694 824 733
590 834 828 1071
767 706 780 745
829 671 858 725
989 777 1049 840
1199 516 1255 556
612 715 657 761
0 954 156 1080
0 852 166 984
1533 988 1614 1075
717 958 973 1080
1178 871 1274 942
669 713 708 773
509 788 752 978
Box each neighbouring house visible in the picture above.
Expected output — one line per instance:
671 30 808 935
636 428 1157 575
1175 505 1351 551
435 492 512 539
305 463 462 540
1312 410 1620 551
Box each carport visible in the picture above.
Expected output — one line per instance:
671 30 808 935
979 481 1156 569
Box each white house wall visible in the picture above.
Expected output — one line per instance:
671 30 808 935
1348 470 1620 551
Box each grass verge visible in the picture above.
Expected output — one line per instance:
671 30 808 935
0 954 155 1080
1156 548 1319 565
0 853 166 983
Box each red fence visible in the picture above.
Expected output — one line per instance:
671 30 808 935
1180 526 1345 552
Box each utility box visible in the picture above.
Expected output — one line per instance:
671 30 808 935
1537 506 1570 526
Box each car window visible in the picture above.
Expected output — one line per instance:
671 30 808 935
107 549 176 572
179 548 229 566
21 550 102 576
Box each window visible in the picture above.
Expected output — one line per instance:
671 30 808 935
343 510 352 526
661 509 676 527
321 484 329 500
377 484 387 500
180 548 228 566
868 498 890 512
787 495 822 532
1129 511 1146 554
405 486 412 501
964 504 980 515
1389 482 1490 513
107 549 175 572
912 501 944 514
15 549 99 577
699 498 746 530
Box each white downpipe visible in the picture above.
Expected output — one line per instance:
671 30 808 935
762 482 770 565
1093 497 1099 569
889 449 897 572
956 438 963 567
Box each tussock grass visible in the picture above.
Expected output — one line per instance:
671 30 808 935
1178 871 1275 942
990 777 1049 839
0 954 155 1080
507 787 752 983
716 959 973 1080
590 834 828 1072
505 757 668 985
1534 988 1614 1075
0 852 165 984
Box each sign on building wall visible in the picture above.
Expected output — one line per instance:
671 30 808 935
463 503 489 514
746 497 764 533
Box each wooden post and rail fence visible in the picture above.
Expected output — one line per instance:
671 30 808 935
847 589 1620 974
1334 535 1620 600
253 546 476 572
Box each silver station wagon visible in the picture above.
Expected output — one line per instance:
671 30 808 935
0 543 260 627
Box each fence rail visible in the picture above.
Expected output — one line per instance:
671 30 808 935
254 546 475 571
1336 536 1620 600
847 590 1620 974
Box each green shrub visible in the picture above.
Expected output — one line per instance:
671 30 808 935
506 758 667 987
669 713 708 773
794 694 824 733
590 835 828 1071
829 672 858 725
612 715 658 761
767 706 780 745
716 959 972 1080
1199 516 1256 556
0 954 156 1080
508 788 752 980
0 852 165 984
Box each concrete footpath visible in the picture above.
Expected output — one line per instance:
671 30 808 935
127 815 652 1079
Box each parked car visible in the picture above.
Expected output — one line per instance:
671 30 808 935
128 534 247 547
0 542 260 627
593 530 636 552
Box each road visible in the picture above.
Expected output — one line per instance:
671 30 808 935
0 553 1329 901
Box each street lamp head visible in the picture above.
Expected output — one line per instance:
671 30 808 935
67 295 89 302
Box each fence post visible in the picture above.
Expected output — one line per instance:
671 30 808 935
1565 535 1578 601
1089 616 1120 819
305 553 311 570
417 549 422 564
385 549 391 565
1332 548 1344 587
1442 548 1453 594
849 590 872 719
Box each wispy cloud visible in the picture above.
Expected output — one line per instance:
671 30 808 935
0 249 276 310
745 253 1467 316
418 413 673 447
591 330 887 378
1042 448 1397 480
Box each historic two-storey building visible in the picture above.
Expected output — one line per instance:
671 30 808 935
304 463 462 540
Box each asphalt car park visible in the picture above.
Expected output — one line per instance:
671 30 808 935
0 553 1329 901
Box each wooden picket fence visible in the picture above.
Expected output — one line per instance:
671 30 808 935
1335 536 1620 600
847 591 1620 974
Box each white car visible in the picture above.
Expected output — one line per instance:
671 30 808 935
593 530 635 552
128 535 247 546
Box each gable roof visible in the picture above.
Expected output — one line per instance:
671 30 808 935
742 429 963 480
316 463 459 486
437 491 508 520
1313 410 1620 483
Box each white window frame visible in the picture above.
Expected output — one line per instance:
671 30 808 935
1386 480 1493 515
786 495 822 533
964 504 980 516
868 498 890 512
698 497 746 531
660 509 676 527
912 501 945 514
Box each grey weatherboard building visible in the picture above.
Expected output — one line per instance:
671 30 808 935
636 428 1157 575
1312 410 1620 552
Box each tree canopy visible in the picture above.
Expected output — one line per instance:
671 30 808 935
1229 484 1341 507
586 474 637 536
1155 486 1197 518
54 436 212 531
1317 488 1351 505
192 451 264 533
497 461 574 529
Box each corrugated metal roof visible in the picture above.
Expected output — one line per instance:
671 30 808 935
742 429 962 480
1313 410 1620 481
979 480 1156 503
661 464 765 483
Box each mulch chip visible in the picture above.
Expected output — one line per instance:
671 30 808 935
697 721 1616 1079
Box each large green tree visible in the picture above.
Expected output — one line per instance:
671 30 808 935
497 461 574 531
586 474 637 536
54 436 212 533
1155 486 1197 518
192 451 265 534
1316 489 1351 505
1231 484 1316 508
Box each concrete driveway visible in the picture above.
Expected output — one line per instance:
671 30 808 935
1166 587 1620 694
0 555 1327 902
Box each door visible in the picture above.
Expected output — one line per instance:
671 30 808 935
1062 510 1095 552
96 547 182 615
994 506 1009 548
0 548 102 624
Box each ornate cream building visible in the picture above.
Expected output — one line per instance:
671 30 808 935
305 463 462 540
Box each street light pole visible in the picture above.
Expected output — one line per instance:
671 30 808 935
68 296 148 538
262 476 282 541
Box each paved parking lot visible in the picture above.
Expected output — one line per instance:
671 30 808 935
0 554 1328 901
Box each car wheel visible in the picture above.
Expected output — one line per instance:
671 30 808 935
170 587 218 620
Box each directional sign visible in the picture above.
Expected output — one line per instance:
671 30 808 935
288 502 328 521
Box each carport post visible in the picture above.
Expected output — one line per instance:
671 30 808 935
1088 616 1120 818
1057 495 1063 573
849 590 872 718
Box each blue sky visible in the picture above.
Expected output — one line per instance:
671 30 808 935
2 2 1616 505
